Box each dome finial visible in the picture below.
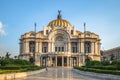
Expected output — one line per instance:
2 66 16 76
57 10 62 19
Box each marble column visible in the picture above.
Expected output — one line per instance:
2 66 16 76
78 57 79 66
67 57 69 67
81 42 84 53
69 57 71 67
39 42 42 53
56 56 57 67
62 56 64 67
92 42 94 54
78 56 80 66
68 42 71 52
51 42 53 52
71 58 73 67
40 56 42 66
95 42 98 54
48 42 50 52
35 42 38 53
50 56 52 67
26 41 29 53
23 42 26 53
77 42 80 53
79 42 81 53
38 42 40 53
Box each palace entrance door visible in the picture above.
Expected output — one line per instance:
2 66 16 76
57 57 62 66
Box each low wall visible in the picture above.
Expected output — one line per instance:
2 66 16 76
0 69 45 80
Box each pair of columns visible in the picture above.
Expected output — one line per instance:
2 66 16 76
40 55 82 67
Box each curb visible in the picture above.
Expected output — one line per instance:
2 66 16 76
0 69 46 80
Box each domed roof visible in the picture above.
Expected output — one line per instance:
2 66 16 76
48 10 71 27
48 19 71 27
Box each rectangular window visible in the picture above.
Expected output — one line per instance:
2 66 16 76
72 47 75 53
46 30 48 34
55 47 57 52
58 47 60 52
44 47 46 53
62 47 64 51
71 30 73 34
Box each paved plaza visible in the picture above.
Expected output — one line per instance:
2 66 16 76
16 68 104 80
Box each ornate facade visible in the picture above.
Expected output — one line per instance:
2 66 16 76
19 11 101 67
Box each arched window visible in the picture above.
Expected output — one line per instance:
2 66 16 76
42 42 48 53
54 36 65 52
29 41 35 52
85 41 91 53
71 42 77 53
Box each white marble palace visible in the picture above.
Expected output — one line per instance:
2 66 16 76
19 11 101 67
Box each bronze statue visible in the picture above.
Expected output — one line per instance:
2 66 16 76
57 10 62 19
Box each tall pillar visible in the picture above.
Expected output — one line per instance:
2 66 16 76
79 42 81 53
78 56 80 66
40 42 42 53
50 56 52 67
81 42 84 53
62 56 64 67
23 42 26 53
92 42 94 54
24 41 29 53
71 58 73 67
67 57 69 67
56 56 57 67
77 42 80 53
51 42 53 52
25 41 29 53
68 42 71 52
69 57 71 67
48 42 50 52
66 43 67 52
35 55 40 66
38 42 40 53
40 56 42 66
95 42 98 54
36 42 38 53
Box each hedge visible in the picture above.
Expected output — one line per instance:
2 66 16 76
0 65 44 70
0 66 44 74
74 67 120 75
86 60 120 67
0 69 27 74
0 59 31 66
87 66 120 70
86 61 101 67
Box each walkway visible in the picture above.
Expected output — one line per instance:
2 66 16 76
16 68 104 80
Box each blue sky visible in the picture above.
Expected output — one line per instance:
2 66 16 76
0 0 120 57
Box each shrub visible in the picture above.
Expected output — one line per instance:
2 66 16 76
87 66 119 70
0 58 31 66
111 60 120 65
86 60 101 67
74 67 120 75
101 61 110 66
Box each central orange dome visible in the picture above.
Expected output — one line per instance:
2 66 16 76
48 10 71 27
48 19 71 27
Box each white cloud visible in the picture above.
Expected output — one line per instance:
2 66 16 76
0 21 6 36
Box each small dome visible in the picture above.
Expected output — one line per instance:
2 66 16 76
48 10 71 28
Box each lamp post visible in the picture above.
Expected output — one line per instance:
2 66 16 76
83 22 86 66
45 54 48 71
32 23 37 70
